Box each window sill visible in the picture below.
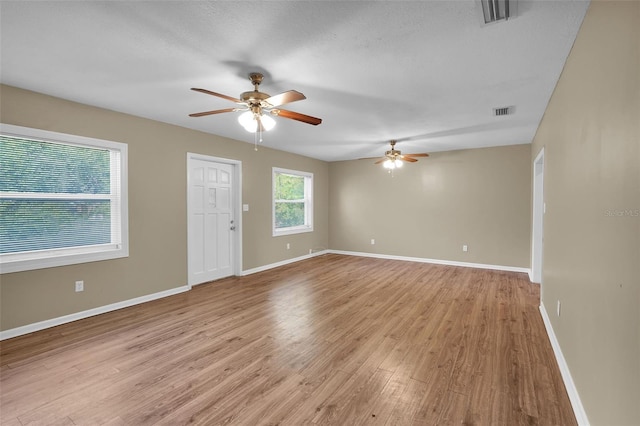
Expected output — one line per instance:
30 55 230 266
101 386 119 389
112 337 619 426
0 245 129 274
273 226 314 237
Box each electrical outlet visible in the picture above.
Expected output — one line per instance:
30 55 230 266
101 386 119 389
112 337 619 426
286 243 290 250
371 239 375 245
557 300 561 317
75 280 84 292
463 245 468 252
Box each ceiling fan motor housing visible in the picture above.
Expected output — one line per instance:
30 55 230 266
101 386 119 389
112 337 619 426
240 90 270 103
241 72 271 107
385 149 401 158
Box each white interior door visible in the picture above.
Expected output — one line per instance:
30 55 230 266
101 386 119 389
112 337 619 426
188 158 235 286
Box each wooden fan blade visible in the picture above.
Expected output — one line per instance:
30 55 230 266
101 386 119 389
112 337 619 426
191 88 242 103
265 90 306 107
273 109 322 125
374 158 387 164
189 108 237 117
404 153 430 158
399 156 418 162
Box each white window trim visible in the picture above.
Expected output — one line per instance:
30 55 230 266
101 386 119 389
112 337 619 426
272 167 313 237
0 124 129 274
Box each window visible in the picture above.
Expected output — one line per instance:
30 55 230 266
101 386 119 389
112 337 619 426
272 167 313 236
0 124 128 273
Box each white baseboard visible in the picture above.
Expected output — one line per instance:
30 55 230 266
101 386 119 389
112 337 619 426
0 285 190 341
241 250 329 276
328 250 531 274
539 303 590 426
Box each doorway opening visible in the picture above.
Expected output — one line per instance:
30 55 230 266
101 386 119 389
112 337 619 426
531 147 545 287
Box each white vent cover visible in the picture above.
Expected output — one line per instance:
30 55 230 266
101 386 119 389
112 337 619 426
479 0 517 24
494 106 513 116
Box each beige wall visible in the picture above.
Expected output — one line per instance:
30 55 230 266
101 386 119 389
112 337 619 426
5 6 638 421
530 1 640 424
0 85 329 331
329 144 531 267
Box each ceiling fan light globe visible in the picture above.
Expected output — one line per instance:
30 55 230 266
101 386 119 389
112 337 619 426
238 111 276 133
261 114 276 131
395 159 403 168
238 111 257 132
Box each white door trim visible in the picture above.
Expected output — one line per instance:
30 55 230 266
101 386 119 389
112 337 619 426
531 147 545 286
187 153 242 287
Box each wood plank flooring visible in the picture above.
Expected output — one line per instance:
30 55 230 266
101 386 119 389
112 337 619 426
0 254 576 425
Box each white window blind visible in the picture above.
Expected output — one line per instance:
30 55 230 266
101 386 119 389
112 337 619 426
0 124 128 273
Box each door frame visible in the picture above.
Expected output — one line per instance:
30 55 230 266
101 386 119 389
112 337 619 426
186 152 243 287
531 147 545 286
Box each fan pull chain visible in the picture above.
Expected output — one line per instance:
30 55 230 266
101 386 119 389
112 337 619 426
253 117 264 151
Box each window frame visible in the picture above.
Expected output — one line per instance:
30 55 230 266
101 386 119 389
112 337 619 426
272 167 313 237
0 124 129 273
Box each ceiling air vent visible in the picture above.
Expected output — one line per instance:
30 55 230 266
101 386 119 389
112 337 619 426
494 106 512 116
478 0 516 25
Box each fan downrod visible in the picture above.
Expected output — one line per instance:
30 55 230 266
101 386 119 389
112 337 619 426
241 73 270 103
248 72 264 88
386 140 400 157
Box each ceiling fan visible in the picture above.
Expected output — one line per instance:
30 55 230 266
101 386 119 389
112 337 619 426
373 140 429 169
189 72 322 134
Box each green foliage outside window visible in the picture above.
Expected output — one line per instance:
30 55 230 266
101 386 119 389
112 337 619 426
0 136 112 254
274 173 306 229
0 136 110 194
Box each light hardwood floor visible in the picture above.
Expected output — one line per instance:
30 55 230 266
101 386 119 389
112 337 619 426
0 254 576 425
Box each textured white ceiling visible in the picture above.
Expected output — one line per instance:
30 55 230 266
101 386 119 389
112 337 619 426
0 1 589 162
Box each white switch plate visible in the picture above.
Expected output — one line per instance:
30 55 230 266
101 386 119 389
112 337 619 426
243 204 249 212
286 243 290 250
463 245 468 252
75 280 84 292
371 239 375 245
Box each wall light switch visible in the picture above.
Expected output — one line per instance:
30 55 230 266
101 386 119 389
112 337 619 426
75 280 84 292
463 245 468 252
371 239 375 245
243 204 249 212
